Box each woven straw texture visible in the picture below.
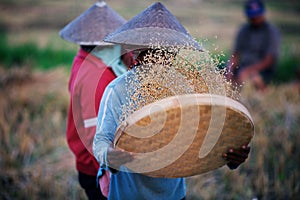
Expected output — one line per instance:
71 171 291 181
114 94 254 178
59 1 126 45
104 2 202 50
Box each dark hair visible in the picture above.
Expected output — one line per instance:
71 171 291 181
80 45 97 53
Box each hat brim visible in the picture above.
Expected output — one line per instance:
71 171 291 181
104 27 202 51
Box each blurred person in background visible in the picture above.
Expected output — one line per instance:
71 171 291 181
226 0 280 91
59 1 133 199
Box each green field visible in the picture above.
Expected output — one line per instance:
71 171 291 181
0 0 300 199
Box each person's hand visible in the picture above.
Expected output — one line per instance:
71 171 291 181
238 69 250 83
98 170 110 197
222 145 250 170
238 66 257 83
107 145 134 172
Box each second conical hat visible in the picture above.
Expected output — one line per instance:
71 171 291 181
104 2 202 50
59 1 126 45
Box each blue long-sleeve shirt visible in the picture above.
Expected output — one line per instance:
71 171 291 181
93 70 186 200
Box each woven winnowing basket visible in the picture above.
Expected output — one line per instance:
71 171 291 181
114 94 254 178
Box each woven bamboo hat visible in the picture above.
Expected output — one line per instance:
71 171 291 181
104 2 202 50
59 1 126 45
114 94 254 178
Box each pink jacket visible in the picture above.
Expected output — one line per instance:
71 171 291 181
66 48 116 176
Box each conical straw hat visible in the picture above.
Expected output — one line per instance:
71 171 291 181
104 2 202 50
59 1 126 45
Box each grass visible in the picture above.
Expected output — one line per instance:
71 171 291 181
0 31 299 83
0 67 299 199
0 32 76 70
0 67 87 199
0 31 299 198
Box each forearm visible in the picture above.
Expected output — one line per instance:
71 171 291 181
93 133 111 167
248 55 274 73
93 86 118 168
